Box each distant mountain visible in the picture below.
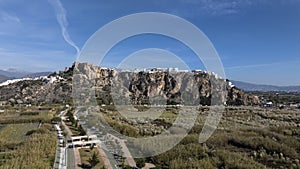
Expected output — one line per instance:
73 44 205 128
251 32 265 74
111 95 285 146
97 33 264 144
0 69 30 78
232 80 300 92
0 69 52 79
24 72 52 78
0 75 10 83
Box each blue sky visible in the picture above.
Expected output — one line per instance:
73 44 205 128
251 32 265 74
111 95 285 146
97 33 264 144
0 0 299 86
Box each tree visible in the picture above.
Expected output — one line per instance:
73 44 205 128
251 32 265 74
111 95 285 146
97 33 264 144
88 152 100 168
51 117 61 123
66 110 75 124
78 125 86 136
75 119 78 128
121 158 126 168
135 158 146 168
90 143 95 150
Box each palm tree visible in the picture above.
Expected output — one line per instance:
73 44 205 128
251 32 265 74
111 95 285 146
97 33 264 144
88 152 100 168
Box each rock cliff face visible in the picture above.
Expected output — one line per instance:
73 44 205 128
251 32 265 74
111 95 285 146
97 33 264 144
227 86 260 106
73 62 259 106
0 62 260 106
108 71 224 106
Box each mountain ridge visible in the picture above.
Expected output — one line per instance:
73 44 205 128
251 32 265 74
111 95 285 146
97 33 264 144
232 80 300 92
0 69 51 79
0 75 10 83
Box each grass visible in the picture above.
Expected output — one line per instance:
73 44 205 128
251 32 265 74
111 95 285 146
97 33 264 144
0 123 39 151
159 111 178 118
0 106 54 124
0 105 63 169
0 124 57 169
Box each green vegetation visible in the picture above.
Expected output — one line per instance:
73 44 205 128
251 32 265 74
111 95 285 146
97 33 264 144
89 152 100 168
0 124 56 169
1 100 299 169
64 108 87 136
0 106 54 124
101 105 300 169
79 148 105 169
104 117 139 137
250 91 300 104
135 158 146 168
0 105 59 169
0 123 39 151
146 126 299 169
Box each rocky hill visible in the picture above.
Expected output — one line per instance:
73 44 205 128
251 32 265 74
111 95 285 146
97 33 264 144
0 62 260 106
0 70 73 106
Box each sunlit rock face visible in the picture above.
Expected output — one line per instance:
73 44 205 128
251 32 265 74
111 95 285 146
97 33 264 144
0 62 259 106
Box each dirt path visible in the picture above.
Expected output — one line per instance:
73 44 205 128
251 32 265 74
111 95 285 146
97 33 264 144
61 120 73 137
142 163 156 169
108 134 137 167
96 146 113 169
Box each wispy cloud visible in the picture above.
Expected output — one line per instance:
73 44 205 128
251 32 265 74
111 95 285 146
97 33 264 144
48 0 80 57
225 63 274 70
0 11 20 23
225 60 300 70
178 0 253 16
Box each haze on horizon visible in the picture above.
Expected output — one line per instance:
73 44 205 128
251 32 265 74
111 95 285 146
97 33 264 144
0 0 299 86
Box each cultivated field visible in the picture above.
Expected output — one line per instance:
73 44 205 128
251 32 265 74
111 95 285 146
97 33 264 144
0 105 59 169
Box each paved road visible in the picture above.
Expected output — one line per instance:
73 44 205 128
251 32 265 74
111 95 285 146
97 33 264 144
67 148 76 169
53 123 67 169
52 109 80 169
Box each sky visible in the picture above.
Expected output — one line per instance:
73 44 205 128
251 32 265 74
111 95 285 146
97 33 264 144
0 0 299 86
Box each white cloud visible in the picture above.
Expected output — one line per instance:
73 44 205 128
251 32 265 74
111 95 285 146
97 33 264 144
48 0 80 57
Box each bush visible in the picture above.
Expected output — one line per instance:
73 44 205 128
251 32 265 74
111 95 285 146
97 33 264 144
135 158 146 168
228 136 298 159
215 150 266 169
20 112 39 116
25 128 48 136
51 117 61 123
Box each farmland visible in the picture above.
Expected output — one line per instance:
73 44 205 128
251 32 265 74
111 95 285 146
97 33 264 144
0 105 59 169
